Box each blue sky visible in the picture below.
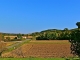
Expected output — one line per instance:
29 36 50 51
0 0 80 33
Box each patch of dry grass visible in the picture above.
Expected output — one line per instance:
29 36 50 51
29 40 70 44
4 42 16 47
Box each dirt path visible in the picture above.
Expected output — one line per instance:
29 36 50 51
6 39 30 49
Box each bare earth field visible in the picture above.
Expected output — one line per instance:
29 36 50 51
2 40 73 58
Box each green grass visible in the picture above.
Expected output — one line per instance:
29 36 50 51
0 58 65 60
0 57 80 60
29 42 70 44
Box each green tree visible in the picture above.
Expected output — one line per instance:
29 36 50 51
70 22 80 57
76 22 80 28
64 28 68 31
17 33 22 39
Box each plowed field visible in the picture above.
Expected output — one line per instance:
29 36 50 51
2 40 73 58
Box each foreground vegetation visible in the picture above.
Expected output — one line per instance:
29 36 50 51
0 58 66 60
0 57 80 60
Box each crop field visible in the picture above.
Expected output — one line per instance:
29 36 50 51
29 40 70 44
2 40 73 58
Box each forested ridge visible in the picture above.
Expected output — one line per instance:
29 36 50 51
31 28 77 40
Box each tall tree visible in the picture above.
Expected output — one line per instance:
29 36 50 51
76 22 80 28
64 28 68 31
70 22 80 57
17 33 22 39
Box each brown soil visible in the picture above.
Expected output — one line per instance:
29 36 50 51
2 40 73 58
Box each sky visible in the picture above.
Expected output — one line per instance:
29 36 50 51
0 0 80 34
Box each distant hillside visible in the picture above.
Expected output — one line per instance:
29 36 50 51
30 28 78 40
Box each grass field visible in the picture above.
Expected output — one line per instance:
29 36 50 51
0 58 65 60
0 57 80 60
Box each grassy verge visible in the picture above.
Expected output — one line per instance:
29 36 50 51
0 57 80 60
0 58 65 60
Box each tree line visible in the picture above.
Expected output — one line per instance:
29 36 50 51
34 28 76 40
